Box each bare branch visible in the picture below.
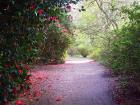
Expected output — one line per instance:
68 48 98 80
94 0 118 29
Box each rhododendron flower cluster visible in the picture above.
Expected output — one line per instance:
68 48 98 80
30 4 36 10
0 64 31 104
55 22 68 33
18 70 23 74
47 16 59 22
37 9 44 16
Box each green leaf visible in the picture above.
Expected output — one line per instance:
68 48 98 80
34 10 38 16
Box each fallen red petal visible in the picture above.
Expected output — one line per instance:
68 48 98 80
55 96 62 101
33 90 41 97
15 100 24 105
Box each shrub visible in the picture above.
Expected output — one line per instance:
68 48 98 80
89 48 101 60
40 8 73 64
103 3 140 73
78 45 90 57
67 47 80 56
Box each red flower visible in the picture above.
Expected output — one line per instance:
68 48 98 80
47 16 58 21
24 65 30 70
15 65 20 69
37 9 44 16
30 4 35 10
15 100 24 105
18 70 23 75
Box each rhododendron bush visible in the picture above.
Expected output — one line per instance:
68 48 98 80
41 11 73 64
0 0 79 104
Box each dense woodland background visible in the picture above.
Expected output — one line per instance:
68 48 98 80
70 0 140 74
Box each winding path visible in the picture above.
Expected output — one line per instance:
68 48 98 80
31 57 115 105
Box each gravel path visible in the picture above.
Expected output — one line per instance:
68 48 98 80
30 57 116 105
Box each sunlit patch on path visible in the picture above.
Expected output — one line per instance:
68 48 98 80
65 57 93 64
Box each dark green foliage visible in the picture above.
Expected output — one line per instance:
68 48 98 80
41 33 71 64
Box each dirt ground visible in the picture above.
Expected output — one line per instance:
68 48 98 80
21 57 115 105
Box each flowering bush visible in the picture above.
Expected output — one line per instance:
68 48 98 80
0 64 31 104
0 0 79 104
41 12 73 63
38 2 75 64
